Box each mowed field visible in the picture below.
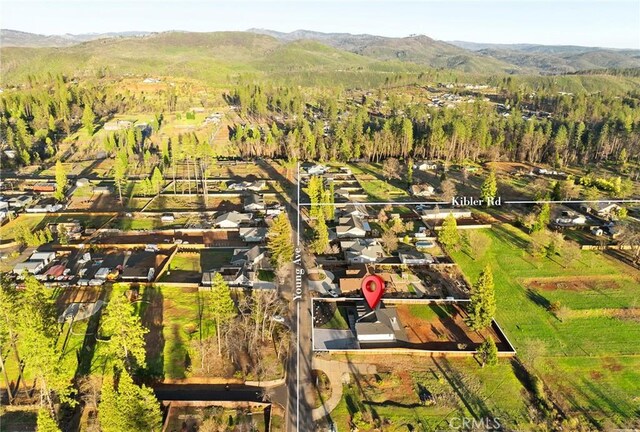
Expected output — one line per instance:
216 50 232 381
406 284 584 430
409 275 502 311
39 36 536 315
450 224 640 427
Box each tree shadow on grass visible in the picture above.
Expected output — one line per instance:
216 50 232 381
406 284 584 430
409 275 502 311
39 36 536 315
526 288 551 311
432 357 492 420
490 224 530 252
141 286 165 379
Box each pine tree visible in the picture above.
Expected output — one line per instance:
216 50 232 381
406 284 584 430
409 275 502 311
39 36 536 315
18 276 75 411
438 213 460 250
267 213 294 269
101 290 148 370
151 167 164 195
113 149 128 204
37 408 61 432
533 202 551 232
312 213 330 254
477 337 498 367
82 104 95 136
480 170 498 205
467 265 496 331
98 371 162 432
209 273 237 356
54 160 67 201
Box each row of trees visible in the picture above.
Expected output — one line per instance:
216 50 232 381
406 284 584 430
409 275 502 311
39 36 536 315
226 82 640 167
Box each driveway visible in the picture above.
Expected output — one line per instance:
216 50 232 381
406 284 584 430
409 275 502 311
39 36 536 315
313 328 358 350
307 269 338 294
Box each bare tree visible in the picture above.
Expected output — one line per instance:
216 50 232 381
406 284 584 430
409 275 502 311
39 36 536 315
382 158 401 180
440 179 457 202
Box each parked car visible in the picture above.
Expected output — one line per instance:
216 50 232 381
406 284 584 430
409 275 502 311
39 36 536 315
327 288 339 298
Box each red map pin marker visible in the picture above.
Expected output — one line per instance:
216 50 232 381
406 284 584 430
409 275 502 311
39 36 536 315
361 274 385 309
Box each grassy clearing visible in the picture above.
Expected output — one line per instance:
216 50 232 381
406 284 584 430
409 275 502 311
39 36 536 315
330 357 531 431
450 224 640 426
0 214 46 241
0 214 113 242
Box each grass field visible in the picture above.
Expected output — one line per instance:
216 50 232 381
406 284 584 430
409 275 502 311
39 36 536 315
329 356 531 431
0 214 114 242
449 223 640 427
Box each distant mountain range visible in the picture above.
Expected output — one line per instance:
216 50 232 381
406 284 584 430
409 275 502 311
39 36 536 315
1 28 639 80
0 29 151 47
247 29 640 75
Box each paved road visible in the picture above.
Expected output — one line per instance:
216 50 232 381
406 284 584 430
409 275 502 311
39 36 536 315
258 160 316 432
153 383 266 402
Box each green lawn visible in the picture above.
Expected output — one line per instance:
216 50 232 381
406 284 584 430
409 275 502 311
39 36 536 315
318 305 350 330
450 224 640 427
406 303 456 321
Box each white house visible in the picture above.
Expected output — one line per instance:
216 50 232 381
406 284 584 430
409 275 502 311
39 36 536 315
29 251 56 265
26 202 63 213
339 204 369 219
355 308 403 344
244 193 266 212
228 180 266 192
417 162 437 171
421 207 472 220
230 246 265 268
76 178 90 187
582 202 621 218
161 213 175 222
399 251 434 265
239 227 268 242
336 216 370 238
307 164 328 175
13 261 44 275
341 239 385 264
411 184 435 197
214 211 253 228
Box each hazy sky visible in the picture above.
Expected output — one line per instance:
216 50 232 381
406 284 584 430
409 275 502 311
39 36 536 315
1 0 639 49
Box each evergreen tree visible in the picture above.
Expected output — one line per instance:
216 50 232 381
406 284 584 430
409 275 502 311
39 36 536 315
533 202 551 232
18 276 75 411
37 408 61 432
98 371 162 432
113 149 128 204
312 213 330 254
151 167 164 195
467 265 496 331
209 273 237 356
477 337 498 367
82 104 95 136
101 290 148 370
438 213 461 250
480 170 498 205
267 213 294 269
54 160 67 201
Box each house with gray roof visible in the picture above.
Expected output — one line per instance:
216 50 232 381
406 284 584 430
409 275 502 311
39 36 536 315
340 239 385 264
214 211 253 228
336 215 370 238
244 193 266 212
